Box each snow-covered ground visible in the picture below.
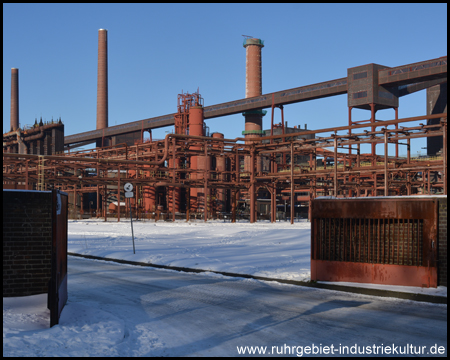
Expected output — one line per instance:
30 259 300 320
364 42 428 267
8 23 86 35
68 219 312 282
66 218 447 296
3 219 447 356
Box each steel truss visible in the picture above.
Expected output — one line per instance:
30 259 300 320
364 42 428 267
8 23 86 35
3 113 447 223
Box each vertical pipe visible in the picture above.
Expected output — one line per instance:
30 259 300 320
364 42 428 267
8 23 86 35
104 185 107 222
74 187 78 219
204 142 208 222
96 184 100 218
212 132 226 214
97 29 108 130
186 189 190 222
348 106 352 155
384 130 388 196
357 144 361 197
231 190 236 223
117 165 120 222
10 68 19 131
394 107 399 158
290 142 294 224
80 188 84 218
97 152 100 218
270 94 275 140
250 146 256 223
370 103 376 157
271 181 276 223
172 138 176 222
333 135 337 197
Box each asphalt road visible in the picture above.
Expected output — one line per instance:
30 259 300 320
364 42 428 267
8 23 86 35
68 256 447 356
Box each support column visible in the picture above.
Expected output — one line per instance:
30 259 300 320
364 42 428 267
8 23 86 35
117 165 120 222
394 107 399 158
104 185 107 222
334 135 338 197
231 190 236 223
384 130 388 196
204 143 208 222
290 142 294 224
370 103 376 157
250 146 256 223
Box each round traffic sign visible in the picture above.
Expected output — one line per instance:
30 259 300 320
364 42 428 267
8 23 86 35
124 182 133 192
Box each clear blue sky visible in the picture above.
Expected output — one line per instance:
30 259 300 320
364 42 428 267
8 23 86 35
3 3 447 155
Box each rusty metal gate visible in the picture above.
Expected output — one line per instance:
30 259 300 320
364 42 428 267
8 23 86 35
49 190 68 327
311 197 438 287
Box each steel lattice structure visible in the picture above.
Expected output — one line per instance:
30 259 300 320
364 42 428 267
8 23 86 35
3 113 446 223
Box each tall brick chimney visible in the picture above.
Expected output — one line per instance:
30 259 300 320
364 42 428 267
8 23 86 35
96 29 108 130
10 68 19 131
243 38 265 172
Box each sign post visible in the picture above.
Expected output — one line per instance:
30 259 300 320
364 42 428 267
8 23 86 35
124 183 135 254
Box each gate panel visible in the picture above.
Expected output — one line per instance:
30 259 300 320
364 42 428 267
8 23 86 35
311 198 438 287
50 190 68 327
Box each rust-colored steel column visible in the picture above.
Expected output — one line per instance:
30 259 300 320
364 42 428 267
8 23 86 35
394 107 399 158
212 132 226 213
384 130 388 196
168 138 180 217
334 135 338 196
10 68 19 131
370 103 376 157
104 185 107 222
290 142 294 224
189 105 204 213
97 29 108 130
204 144 209 222
117 165 121 222
243 38 264 173
250 147 256 223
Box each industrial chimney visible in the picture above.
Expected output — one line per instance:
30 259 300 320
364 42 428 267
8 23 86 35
244 38 263 98
10 68 19 131
243 38 265 172
96 29 108 130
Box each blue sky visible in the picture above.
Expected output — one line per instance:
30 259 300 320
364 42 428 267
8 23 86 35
3 3 447 155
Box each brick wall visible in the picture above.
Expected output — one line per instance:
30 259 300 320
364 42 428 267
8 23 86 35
3 190 53 297
438 198 447 286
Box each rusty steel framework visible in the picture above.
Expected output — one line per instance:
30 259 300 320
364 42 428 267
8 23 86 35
3 112 447 223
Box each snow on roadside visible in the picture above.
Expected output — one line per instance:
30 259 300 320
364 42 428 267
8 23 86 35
3 294 126 357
